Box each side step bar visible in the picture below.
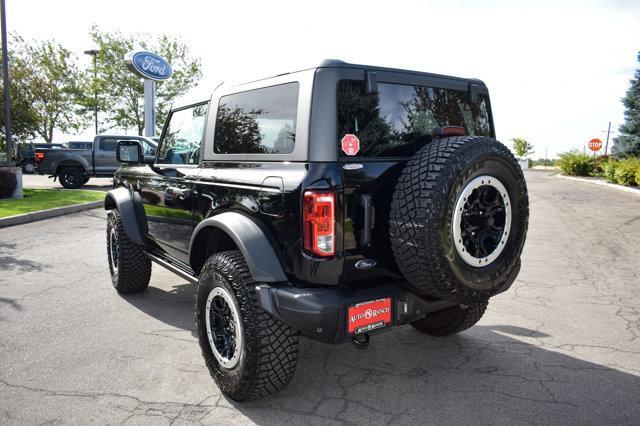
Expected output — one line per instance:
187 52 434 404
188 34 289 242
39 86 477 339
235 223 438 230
144 251 198 284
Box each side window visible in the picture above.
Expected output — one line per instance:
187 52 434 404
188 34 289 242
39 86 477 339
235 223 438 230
336 80 492 158
214 82 298 154
157 103 208 165
99 138 118 152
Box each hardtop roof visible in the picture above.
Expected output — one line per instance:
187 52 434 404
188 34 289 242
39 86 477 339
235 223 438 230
172 59 487 109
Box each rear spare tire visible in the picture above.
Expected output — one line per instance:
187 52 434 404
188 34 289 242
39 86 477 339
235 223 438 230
390 136 528 303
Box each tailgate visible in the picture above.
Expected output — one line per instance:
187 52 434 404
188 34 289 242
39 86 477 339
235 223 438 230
341 160 407 282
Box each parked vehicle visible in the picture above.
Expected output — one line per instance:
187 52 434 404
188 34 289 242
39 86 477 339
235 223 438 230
104 60 529 401
37 135 156 188
67 141 93 150
14 142 65 174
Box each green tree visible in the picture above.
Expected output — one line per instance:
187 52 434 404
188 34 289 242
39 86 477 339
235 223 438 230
511 137 534 158
213 105 265 154
612 51 640 157
18 36 87 143
0 35 40 152
88 26 201 135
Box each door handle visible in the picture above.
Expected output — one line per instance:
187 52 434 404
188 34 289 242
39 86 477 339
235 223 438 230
360 194 374 246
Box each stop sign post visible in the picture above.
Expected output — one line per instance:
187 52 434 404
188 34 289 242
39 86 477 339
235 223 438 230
588 138 603 153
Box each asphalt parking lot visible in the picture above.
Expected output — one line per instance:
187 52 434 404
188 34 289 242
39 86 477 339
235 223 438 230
1 170 639 424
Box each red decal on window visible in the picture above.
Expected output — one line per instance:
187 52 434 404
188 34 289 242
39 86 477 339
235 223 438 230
341 134 360 156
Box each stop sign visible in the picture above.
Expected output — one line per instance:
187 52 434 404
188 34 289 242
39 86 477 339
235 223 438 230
588 138 603 152
341 134 360 156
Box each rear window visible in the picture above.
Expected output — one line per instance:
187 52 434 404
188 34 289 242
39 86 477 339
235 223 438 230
337 80 492 158
214 82 298 155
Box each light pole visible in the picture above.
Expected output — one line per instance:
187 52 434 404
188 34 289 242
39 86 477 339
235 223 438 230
83 49 99 135
601 123 617 156
603 122 611 156
1 0 13 162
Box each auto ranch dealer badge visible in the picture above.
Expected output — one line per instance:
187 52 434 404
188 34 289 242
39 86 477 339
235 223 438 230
348 298 392 334
341 134 360 156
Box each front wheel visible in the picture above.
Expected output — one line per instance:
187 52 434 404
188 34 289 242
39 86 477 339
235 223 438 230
196 250 299 401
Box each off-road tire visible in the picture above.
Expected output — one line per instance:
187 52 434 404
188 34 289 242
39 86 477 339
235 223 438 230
59 167 85 189
411 299 488 336
196 250 299 401
390 136 528 303
106 210 151 293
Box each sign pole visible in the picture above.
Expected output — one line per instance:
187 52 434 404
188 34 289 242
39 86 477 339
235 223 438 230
143 79 155 137
124 50 171 137
1 0 13 162
604 121 611 156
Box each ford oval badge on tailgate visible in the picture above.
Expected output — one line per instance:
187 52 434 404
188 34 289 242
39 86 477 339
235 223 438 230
355 258 377 269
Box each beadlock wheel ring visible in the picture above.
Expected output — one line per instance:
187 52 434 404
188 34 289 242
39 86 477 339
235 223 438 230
452 175 511 267
108 227 119 270
205 276 243 369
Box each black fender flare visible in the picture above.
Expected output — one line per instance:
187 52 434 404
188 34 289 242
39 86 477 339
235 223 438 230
104 187 148 246
190 212 287 282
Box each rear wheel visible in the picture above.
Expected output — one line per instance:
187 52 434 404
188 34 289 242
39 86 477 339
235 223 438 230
106 210 151 293
411 300 488 336
21 160 36 174
390 136 528 303
196 250 299 401
59 167 85 189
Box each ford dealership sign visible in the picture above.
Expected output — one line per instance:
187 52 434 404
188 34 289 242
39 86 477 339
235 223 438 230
124 50 172 81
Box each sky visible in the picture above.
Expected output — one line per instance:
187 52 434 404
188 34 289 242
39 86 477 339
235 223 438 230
5 0 640 157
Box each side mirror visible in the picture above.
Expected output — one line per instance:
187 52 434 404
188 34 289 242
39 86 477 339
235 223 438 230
116 140 143 164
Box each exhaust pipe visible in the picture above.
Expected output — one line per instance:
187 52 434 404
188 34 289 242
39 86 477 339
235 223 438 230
351 333 370 349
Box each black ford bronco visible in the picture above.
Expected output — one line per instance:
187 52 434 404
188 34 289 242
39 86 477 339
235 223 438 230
104 60 528 401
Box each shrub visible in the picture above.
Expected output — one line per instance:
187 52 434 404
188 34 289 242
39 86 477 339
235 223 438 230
556 150 595 176
613 158 640 186
0 168 18 198
602 160 618 182
594 155 610 173
636 166 640 186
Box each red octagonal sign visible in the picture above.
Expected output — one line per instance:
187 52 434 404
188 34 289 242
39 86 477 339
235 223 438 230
341 134 360 156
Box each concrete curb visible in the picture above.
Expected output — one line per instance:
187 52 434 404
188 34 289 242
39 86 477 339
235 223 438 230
557 174 640 196
0 200 103 228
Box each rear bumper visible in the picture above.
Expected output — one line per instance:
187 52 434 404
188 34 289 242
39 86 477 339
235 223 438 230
255 283 457 343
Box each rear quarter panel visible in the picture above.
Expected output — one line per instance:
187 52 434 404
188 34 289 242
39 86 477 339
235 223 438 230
37 149 92 175
194 161 345 286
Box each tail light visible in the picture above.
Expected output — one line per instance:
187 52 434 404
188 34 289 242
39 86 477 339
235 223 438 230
434 126 466 137
35 152 44 163
303 191 335 257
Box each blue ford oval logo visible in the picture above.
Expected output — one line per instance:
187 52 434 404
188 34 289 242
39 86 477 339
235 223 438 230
124 50 172 81
355 259 377 269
